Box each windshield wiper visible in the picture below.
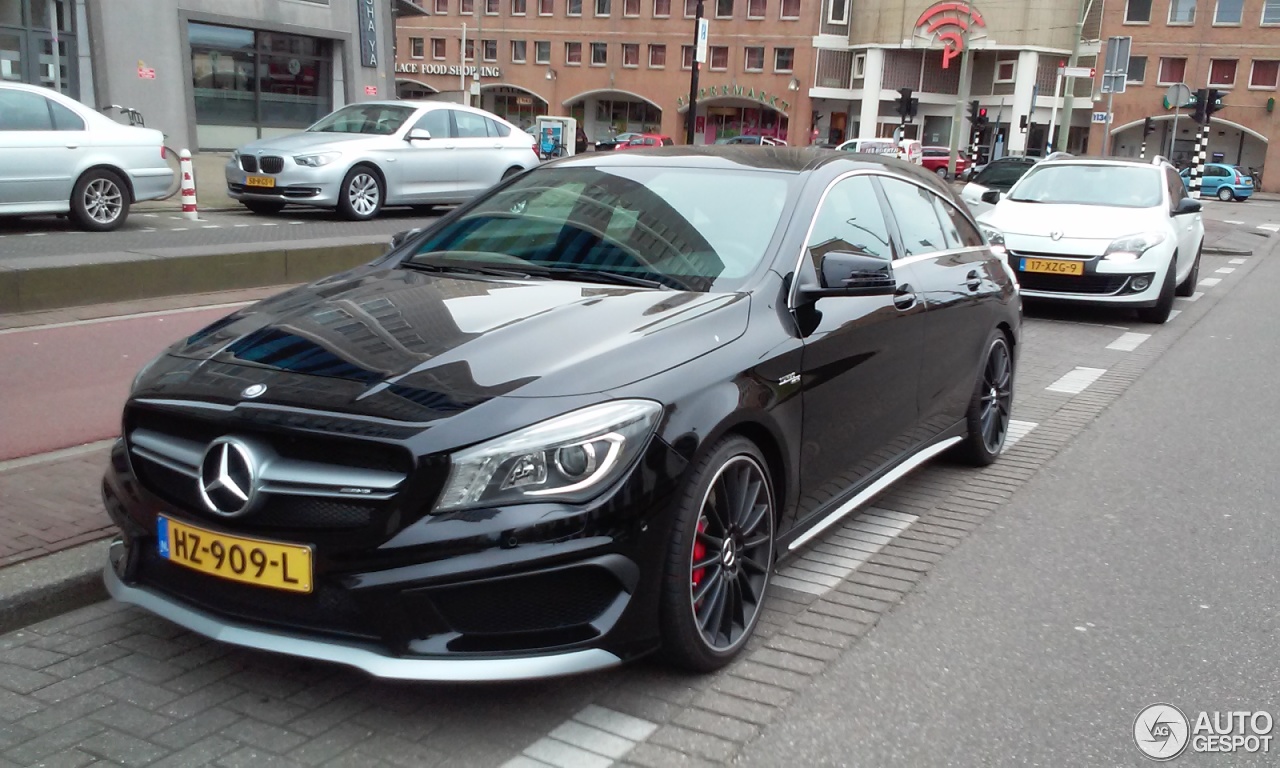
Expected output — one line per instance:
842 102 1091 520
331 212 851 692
402 261 537 279
541 267 670 290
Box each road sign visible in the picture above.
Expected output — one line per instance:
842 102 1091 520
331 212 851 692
695 18 709 64
1091 111 1110 123
1062 66 1094 79
364 85 378 95
137 67 156 80
1163 83 1193 110
1101 36 1131 94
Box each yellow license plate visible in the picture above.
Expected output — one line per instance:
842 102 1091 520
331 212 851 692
158 516 312 593
1020 258 1084 276
245 176 275 188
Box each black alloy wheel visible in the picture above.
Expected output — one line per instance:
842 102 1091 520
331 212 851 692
955 332 1014 465
1137 262 1176 324
661 437 775 672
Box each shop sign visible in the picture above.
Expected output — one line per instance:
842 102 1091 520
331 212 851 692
395 63 502 78
676 84 790 113
357 0 379 68
914 1 987 69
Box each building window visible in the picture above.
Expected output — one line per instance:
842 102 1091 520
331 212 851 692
540 0 554 13
775 47 795 73
565 41 582 64
853 51 866 78
780 0 800 19
591 42 608 65
684 0 696 17
432 38 447 59
1209 58 1237 86
595 0 611 15
744 46 764 71
568 0 582 15
654 0 671 17
535 40 550 63
682 44 693 69
1168 0 1195 24
461 0 474 12
1265 0 1280 23
1214 0 1243 23
624 0 640 15
410 37 424 58
486 0 499 13
747 0 765 17
994 59 1016 83
710 45 728 70
512 0 527 14
1124 0 1151 22
716 0 733 17
1127 55 1147 82
435 0 449 13
1158 57 1187 84
1250 59 1279 88
511 40 527 62
623 43 639 67
483 39 497 62
464 39 475 60
828 0 849 24
649 44 666 67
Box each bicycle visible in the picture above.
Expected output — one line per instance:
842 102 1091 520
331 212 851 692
101 104 183 200
538 139 568 161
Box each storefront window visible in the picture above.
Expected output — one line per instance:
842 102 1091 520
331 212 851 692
2 0 76 95
190 22 333 131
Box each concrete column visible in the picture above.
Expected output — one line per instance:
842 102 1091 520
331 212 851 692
1007 50 1039 154
858 48 884 140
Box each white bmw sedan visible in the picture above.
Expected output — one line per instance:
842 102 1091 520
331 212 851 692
226 101 540 221
977 158 1204 324
0 83 173 231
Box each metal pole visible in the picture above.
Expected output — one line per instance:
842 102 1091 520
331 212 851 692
48 1 61 94
1168 104 1180 158
1102 89 1114 156
1056 0 1091 152
460 23 467 100
947 37 973 178
990 97 1004 159
1047 65 1063 153
685 0 704 145
474 2 483 109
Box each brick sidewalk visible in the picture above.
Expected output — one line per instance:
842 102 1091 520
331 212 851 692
0 445 115 567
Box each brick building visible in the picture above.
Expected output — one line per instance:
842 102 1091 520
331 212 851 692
1089 0 1279 191
393 0 820 146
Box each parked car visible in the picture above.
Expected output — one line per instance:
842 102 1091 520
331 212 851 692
834 138 924 165
104 147 1020 681
225 101 539 220
615 133 675 150
921 146 970 180
960 156 1039 217
0 82 174 231
714 135 787 146
594 132 643 152
1179 162 1253 202
978 157 1203 324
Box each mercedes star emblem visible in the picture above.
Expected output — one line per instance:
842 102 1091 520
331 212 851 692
198 437 260 517
1050 230 1064 241
241 383 267 399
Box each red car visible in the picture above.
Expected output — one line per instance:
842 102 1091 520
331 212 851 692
921 146 970 180
615 133 674 150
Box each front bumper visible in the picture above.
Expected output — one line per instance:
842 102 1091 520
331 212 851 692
224 159 346 208
1007 250 1169 307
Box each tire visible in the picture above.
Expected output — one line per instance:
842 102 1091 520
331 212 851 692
70 169 129 232
1218 186 1235 202
660 436 775 673
501 166 523 181
1138 261 1176 324
242 200 285 215
337 165 384 221
159 147 182 201
1176 246 1201 297
935 167 948 180
952 331 1014 466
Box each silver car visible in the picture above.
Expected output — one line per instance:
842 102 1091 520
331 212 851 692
0 83 173 231
226 101 540 221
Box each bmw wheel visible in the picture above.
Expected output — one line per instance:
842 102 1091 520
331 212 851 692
661 436 775 672
70 169 129 232
954 331 1014 465
338 165 384 221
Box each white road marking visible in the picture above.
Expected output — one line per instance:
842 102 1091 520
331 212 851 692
1169 309 1182 320
202 225 220 229
1224 220 1244 225
288 221 304 225
168 215 183 220
507 706 657 768
233 224 251 228
775 511 917 597
1106 332 1151 352
1215 267 1235 274
261 222 278 226
1178 291 1204 302
140 213 158 218
1198 277 1222 287
171 227 187 232
0 300 255 336
1046 366 1107 395
1229 258 1247 264
1003 420 1038 452
24 233 46 237
1258 224 1280 233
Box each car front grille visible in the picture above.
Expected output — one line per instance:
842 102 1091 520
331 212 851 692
260 156 284 174
239 156 258 173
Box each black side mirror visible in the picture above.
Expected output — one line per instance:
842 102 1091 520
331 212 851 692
801 251 897 299
390 227 423 250
407 128 431 142
1174 198 1202 215
980 189 1002 205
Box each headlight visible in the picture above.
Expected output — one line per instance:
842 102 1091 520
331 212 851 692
1104 232 1166 263
293 151 341 168
979 224 1007 256
433 400 663 513
230 150 241 163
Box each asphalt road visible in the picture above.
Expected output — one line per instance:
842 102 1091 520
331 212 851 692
737 210 1280 765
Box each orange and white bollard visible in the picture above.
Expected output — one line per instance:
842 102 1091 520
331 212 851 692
179 149 198 221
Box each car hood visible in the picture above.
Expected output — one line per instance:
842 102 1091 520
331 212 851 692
148 266 749 423
979 201 1163 241
237 132 384 154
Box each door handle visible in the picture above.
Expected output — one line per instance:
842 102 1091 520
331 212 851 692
966 270 982 291
893 284 917 310
65 145 79 149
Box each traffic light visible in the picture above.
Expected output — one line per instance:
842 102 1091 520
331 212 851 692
977 107 988 128
967 100 981 124
1019 115 1029 133
1143 116 1155 136
895 87 919 121
1205 88 1226 120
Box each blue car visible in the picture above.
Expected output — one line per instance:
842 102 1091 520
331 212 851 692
1179 162 1254 201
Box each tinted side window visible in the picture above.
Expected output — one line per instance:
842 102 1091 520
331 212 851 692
1165 168 1186 209
939 199 985 248
453 110 491 138
486 117 510 137
806 175 892 265
413 109 452 138
49 100 84 131
0 90 54 131
878 177 948 256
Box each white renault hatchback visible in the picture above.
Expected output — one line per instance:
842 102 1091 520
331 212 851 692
976 157 1204 324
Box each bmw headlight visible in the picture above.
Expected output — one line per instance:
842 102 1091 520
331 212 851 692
230 150 241 164
293 151 341 168
433 400 664 513
1104 232 1166 263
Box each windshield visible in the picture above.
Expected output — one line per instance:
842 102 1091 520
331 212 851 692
1008 164 1163 208
308 104 416 135
975 161 1034 190
404 166 794 292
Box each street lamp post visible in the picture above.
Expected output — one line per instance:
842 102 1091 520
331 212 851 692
684 0 705 145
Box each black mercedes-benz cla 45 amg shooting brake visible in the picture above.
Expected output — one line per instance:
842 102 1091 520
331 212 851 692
102 147 1020 682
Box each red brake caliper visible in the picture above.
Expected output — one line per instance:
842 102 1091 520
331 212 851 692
691 516 708 605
